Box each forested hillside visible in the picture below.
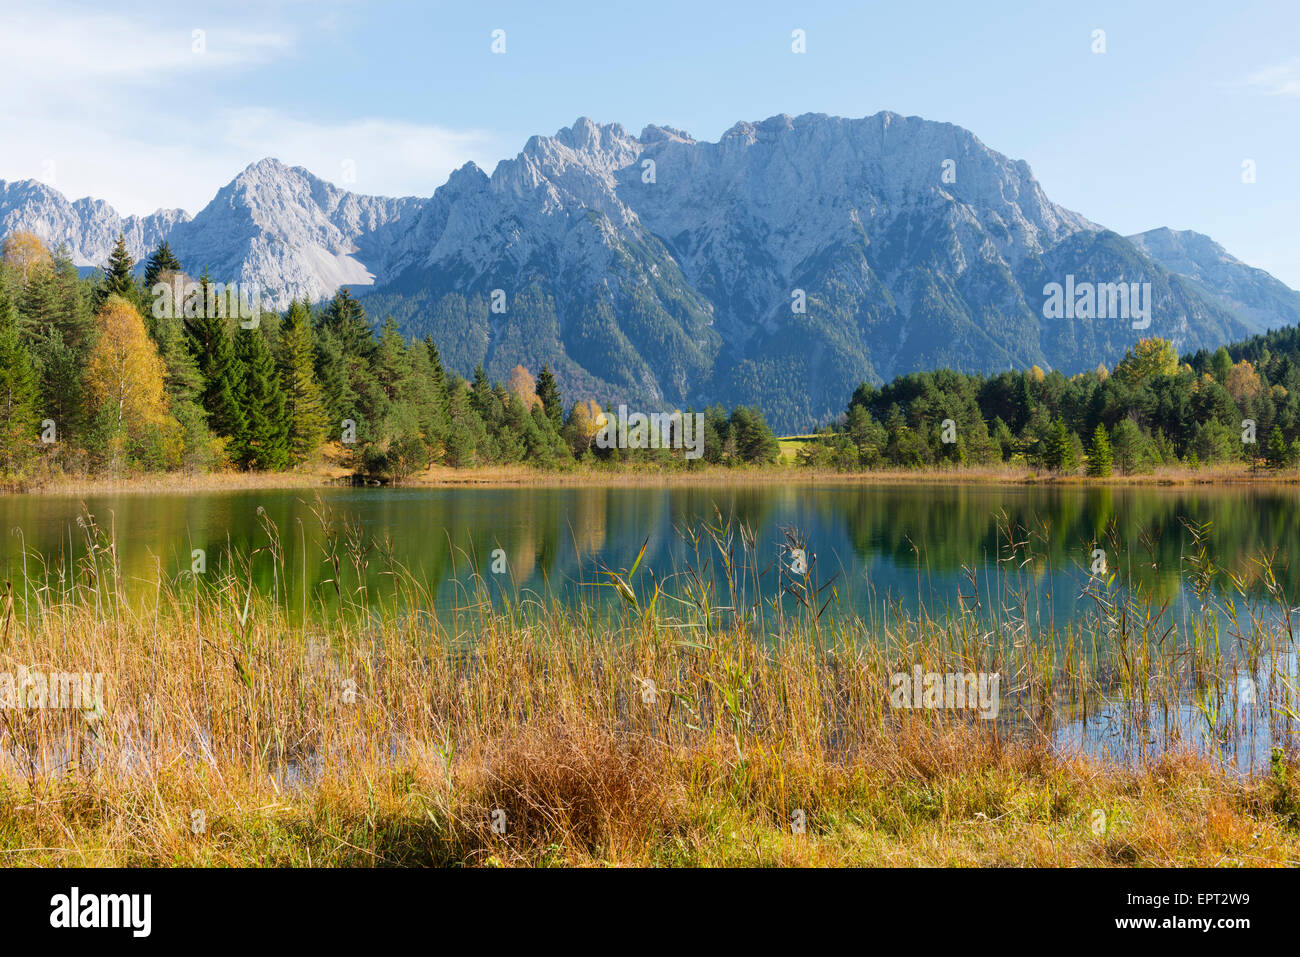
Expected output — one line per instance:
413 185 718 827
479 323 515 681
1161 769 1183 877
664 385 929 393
0 232 781 483
802 333 1300 473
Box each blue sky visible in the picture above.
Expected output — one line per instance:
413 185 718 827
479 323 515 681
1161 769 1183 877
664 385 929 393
3 0 1298 284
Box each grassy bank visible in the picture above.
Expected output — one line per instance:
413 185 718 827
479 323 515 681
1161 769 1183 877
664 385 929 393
0 510 1298 866
4 722 1297 867
17 459 1300 496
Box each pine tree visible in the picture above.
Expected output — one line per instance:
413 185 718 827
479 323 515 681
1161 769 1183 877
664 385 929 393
424 335 447 400
374 317 413 404
92 235 138 313
313 326 356 443
403 337 445 457
277 299 327 464
142 240 182 289
1266 426 1290 470
184 270 247 461
1044 419 1078 473
730 406 781 463
1110 419 1154 474
470 364 499 424
319 288 371 356
536 363 563 430
234 325 289 470
147 293 214 468
318 289 385 444
0 285 39 474
1086 424 1113 477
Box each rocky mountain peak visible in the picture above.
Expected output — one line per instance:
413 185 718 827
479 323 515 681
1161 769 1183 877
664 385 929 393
2 111 1295 430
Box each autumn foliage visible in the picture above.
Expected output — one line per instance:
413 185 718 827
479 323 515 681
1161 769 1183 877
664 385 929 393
85 295 182 470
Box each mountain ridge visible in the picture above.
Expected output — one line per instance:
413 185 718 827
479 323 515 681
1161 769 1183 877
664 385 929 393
3 111 1297 431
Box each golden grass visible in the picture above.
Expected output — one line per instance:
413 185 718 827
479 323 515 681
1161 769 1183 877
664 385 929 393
23 470 334 496
16 457 1300 495
0 507 1297 866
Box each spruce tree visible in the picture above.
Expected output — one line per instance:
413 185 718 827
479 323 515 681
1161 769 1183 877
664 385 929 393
1086 424 1113 477
424 335 447 401
405 336 446 458
235 325 289 470
320 288 371 357
1044 419 1078 473
0 285 39 474
1015 374 1035 432
536 363 563 430
18 247 94 447
50 246 95 353
92 235 138 313
470 364 499 424
374 317 413 404
152 298 213 469
278 299 327 464
142 240 183 289
1266 426 1290 470
18 254 57 346
318 289 384 444
184 270 247 461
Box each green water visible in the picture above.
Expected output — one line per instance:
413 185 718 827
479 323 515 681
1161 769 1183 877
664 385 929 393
1 482 1295 626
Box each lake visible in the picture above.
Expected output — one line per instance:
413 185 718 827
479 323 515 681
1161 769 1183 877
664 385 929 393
3 481 1298 771
2 482 1298 626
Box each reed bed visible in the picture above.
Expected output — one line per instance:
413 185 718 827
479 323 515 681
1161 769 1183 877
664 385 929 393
0 504 1297 866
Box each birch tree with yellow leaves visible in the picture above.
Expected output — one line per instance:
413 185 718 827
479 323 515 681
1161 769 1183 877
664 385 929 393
85 295 182 472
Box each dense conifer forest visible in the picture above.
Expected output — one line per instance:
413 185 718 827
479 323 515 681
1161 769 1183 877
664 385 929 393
5 229 1300 482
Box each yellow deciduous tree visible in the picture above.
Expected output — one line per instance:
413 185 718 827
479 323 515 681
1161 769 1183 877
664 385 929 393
1225 360 1263 406
85 295 182 471
506 364 541 410
563 399 604 456
1 230 52 284
1113 338 1179 387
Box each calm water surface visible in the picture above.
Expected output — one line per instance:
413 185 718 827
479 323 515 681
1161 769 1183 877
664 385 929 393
2 482 1297 623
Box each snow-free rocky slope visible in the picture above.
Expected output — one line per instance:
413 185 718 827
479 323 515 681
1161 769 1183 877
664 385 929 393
0 178 188 268
1127 227 1299 337
3 112 1296 431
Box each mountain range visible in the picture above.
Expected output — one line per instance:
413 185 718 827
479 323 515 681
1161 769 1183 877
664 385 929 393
3 111 1297 432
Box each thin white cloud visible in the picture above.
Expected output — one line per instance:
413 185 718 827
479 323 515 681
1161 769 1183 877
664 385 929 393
1240 59 1300 97
0 4 499 214
0 11 293 85
0 108 499 215
218 108 497 199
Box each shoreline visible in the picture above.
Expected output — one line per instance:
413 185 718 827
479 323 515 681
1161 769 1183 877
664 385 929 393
11 462 1300 495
